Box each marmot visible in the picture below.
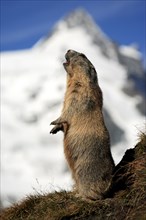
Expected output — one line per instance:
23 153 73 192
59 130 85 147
50 50 115 200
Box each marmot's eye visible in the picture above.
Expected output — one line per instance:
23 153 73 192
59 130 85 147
80 54 87 59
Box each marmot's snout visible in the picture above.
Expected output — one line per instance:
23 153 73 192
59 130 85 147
66 50 86 60
63 50 79 70
65 49 78 61
64 49 87 67
67 49 78 56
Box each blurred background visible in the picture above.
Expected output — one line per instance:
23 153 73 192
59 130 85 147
1 0 146 207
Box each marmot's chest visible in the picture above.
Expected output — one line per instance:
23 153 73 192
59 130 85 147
65 93 97 113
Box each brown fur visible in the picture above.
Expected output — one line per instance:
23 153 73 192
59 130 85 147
50 50 115 200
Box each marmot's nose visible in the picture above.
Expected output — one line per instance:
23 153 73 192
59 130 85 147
67 49 77 54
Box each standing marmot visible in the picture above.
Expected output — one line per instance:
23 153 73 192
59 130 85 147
50 50 115 200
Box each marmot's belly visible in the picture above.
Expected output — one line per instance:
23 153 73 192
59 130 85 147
64 129 112 172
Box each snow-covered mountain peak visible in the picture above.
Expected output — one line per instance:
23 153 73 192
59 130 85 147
36 8 118 61
48 8 104 36
61 8 102 33
60 8 94 28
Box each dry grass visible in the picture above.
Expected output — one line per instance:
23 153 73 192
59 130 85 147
1 133 146 220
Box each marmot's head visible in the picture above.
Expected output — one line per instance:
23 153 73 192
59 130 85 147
63 50 97 84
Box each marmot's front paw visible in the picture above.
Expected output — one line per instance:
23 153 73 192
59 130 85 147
50 118 61 125
50 124 63 134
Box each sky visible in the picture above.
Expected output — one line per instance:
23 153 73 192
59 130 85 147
1 0 146 64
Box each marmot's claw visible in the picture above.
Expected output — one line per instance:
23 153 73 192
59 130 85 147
50 121 56 125
50 124 63 134
50 127 58 134
50 118 61 125
50 130 55 134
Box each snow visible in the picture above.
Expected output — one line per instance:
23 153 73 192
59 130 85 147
119 45 142 60
1 15 145 207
